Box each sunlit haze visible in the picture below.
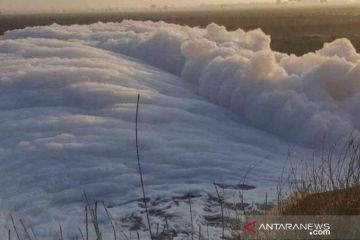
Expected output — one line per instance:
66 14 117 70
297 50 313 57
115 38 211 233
1 0 275 13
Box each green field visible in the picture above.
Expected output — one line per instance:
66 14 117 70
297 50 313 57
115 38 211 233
2 3 360 55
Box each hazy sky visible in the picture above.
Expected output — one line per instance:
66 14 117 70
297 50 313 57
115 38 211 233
0 0 272 12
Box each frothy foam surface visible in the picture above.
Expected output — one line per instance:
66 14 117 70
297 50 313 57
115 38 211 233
0 21 357 238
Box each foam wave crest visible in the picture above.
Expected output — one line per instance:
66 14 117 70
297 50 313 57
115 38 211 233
4 21 360 144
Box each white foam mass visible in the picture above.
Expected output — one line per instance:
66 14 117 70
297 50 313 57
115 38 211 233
4 21 359 144
1 21 360 238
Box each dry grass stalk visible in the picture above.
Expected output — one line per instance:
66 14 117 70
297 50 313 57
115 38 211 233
78 227 85 240
135 94 153 239
19 219 31 240
10 215 21 240
213 183 225 239
188 195 194 240
59 225 64 240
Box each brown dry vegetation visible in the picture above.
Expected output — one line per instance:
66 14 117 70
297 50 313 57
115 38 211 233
274 136 360 216
275 185 360 215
